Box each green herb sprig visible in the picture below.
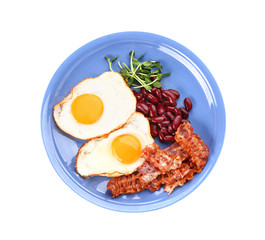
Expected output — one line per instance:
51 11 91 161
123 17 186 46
105 50 170 90
104 56 118 72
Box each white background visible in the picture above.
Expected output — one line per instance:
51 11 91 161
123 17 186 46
1 0 264 239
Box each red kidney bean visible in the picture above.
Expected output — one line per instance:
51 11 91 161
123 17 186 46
151 115 165 123
167 123 174 134
165 106 175 112
174 107 181 116
160 127 169 136
150 87 158 94
162 90 177 102
172 115 182 130
147 93 159 104
160 120 170 127
151 76 157 81
163 100 176 106
135 92 143 101
150 124 158 137
164 135 175 142
158 130 165 142
154 88 163 102
168 89 180 99
132 90 138 96
136 102 149 116
149 104 157 117
156 122 162 129
140 87 148 97
184 98 192 111
168 97 177 106
157 104 166 115
180 107 189 119
163 100 170 106
181 119 190 124
166 111 175 121
163 114 170 121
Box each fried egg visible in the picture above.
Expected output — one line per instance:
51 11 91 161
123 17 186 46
75 112 154 177
53 71 136 140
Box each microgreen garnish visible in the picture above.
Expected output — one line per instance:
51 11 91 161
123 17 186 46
104 56 118 72
104 50 170 90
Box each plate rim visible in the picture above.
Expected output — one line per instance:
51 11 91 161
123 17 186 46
41 31 226 212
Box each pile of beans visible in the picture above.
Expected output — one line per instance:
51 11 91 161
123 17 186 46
133 87 192 143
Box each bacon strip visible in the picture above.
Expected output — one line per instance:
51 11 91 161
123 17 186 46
161 123 209 193
106 173 146 198
175 122 209 171
107 122 209 198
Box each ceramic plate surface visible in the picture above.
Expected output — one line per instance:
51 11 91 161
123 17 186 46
41 32 226 212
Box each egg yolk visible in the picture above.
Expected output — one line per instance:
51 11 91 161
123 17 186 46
111 134 142 164
71 94 104 124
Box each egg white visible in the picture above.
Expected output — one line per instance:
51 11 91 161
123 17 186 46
53 71 136 140
75 112 154 177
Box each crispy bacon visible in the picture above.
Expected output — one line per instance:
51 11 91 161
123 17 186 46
175 122 209 171
161 123 209 194
106 173 146 198
107 122 209 198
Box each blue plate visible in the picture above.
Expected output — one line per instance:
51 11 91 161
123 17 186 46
41 32 226 212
